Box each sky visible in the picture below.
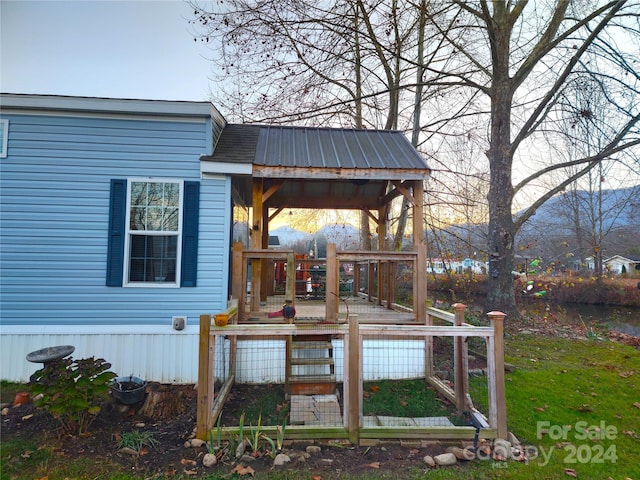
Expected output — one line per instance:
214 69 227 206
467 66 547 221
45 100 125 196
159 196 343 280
1 0 216 102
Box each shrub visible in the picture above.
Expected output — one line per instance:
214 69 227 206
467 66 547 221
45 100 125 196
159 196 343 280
30 356 116 435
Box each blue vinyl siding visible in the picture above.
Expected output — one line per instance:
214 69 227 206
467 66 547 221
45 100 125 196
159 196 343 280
0 112 230 327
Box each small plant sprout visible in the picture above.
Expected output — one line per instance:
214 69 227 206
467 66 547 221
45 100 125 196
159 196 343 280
208 414 224 454
118 431 158 455
276 420 286 452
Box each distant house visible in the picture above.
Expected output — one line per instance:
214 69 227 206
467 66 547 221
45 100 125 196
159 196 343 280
427 258 486 275
603 255 640 276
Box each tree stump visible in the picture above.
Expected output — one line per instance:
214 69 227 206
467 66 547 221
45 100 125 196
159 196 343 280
139 382 187 419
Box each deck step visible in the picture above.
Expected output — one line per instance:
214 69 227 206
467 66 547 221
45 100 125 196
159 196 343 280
289 374 336 384
291 357 334 366
286 333 336 396
292 341 333 350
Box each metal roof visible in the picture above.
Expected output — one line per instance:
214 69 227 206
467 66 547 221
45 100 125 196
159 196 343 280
202 124 430 210
254 125 428 170
205 124 429 173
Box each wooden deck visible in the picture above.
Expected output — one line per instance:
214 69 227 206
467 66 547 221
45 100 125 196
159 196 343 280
241 294 417 324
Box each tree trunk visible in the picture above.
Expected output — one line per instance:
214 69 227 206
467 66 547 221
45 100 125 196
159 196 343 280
486 10 517 318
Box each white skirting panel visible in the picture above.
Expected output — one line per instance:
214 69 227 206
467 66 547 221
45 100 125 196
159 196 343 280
0 327 201 384
1 330 426 385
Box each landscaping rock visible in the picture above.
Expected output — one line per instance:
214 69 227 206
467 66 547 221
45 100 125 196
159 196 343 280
433 452 457 466
492 439 511 461
202 453 217 467
306 445 321 454
235 439 248 458
447 446 475 461
423 455 436 467
120 447 138 456
288 451 310 463
273 453 291 466
189 438 206 448
508 431 521 446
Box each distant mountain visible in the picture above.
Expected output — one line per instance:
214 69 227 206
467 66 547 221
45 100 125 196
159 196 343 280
317 224 360 249
270 223 362 251
270 226 311 246
518 186 639 234
428 186 639 262
516 185 639 260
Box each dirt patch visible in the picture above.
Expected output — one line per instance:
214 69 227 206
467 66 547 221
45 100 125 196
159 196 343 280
1 384 465 479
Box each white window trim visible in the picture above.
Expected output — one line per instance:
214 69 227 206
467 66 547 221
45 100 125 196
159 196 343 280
0 120 8 158
123 178 184 288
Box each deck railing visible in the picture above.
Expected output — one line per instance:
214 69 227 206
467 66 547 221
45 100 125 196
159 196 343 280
196 302 507 443
232 242 426 323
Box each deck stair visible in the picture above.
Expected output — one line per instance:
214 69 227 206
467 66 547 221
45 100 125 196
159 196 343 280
286 333 336 396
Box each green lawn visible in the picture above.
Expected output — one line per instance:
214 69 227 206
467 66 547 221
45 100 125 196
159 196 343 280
2 335 639 479
464 334 640 479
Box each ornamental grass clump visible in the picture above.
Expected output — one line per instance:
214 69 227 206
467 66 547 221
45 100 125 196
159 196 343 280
30 356 116 435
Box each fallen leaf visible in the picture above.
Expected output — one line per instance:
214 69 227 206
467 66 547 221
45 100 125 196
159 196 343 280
633 402 640 409
533 404 548 412
21 450 33 459
400 400 408 407
370 385 379 393
35 477 48 480
312 476 322 480
564 467 577 477
576 404 593 412
183 469 198 476
181 458 197 466
231 464 255 476
21 414 34 421
365 462 380 469
618 371 634 378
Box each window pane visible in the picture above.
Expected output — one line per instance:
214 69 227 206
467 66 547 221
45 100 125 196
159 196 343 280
147 183 164 206
146 206 164 231
129 234 177 283
164 183 180 207
130 206 146 230
130 182 147 207
164 207 179 230
129 181 180 232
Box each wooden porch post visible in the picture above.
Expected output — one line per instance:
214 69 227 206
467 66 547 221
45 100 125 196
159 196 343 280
453 303 469 411
377 206 386 307
251 181 263 311
413 179 426 324
196 314 214 439
260 203 269 300
415 244 426 324
346 314 360 444
325 243 338 322
232 242 244 317
487 311 507 439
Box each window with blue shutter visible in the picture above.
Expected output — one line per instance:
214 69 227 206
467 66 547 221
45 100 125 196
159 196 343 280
106 179 199 287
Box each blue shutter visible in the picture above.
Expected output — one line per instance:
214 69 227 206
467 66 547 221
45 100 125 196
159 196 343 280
181 181 200 287
106 179 126 286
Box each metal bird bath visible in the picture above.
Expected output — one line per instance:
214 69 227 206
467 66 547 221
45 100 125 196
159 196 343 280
26 345 75 367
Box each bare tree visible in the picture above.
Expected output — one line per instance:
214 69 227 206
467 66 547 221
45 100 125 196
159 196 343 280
425 1 640 315
191 0 640 316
